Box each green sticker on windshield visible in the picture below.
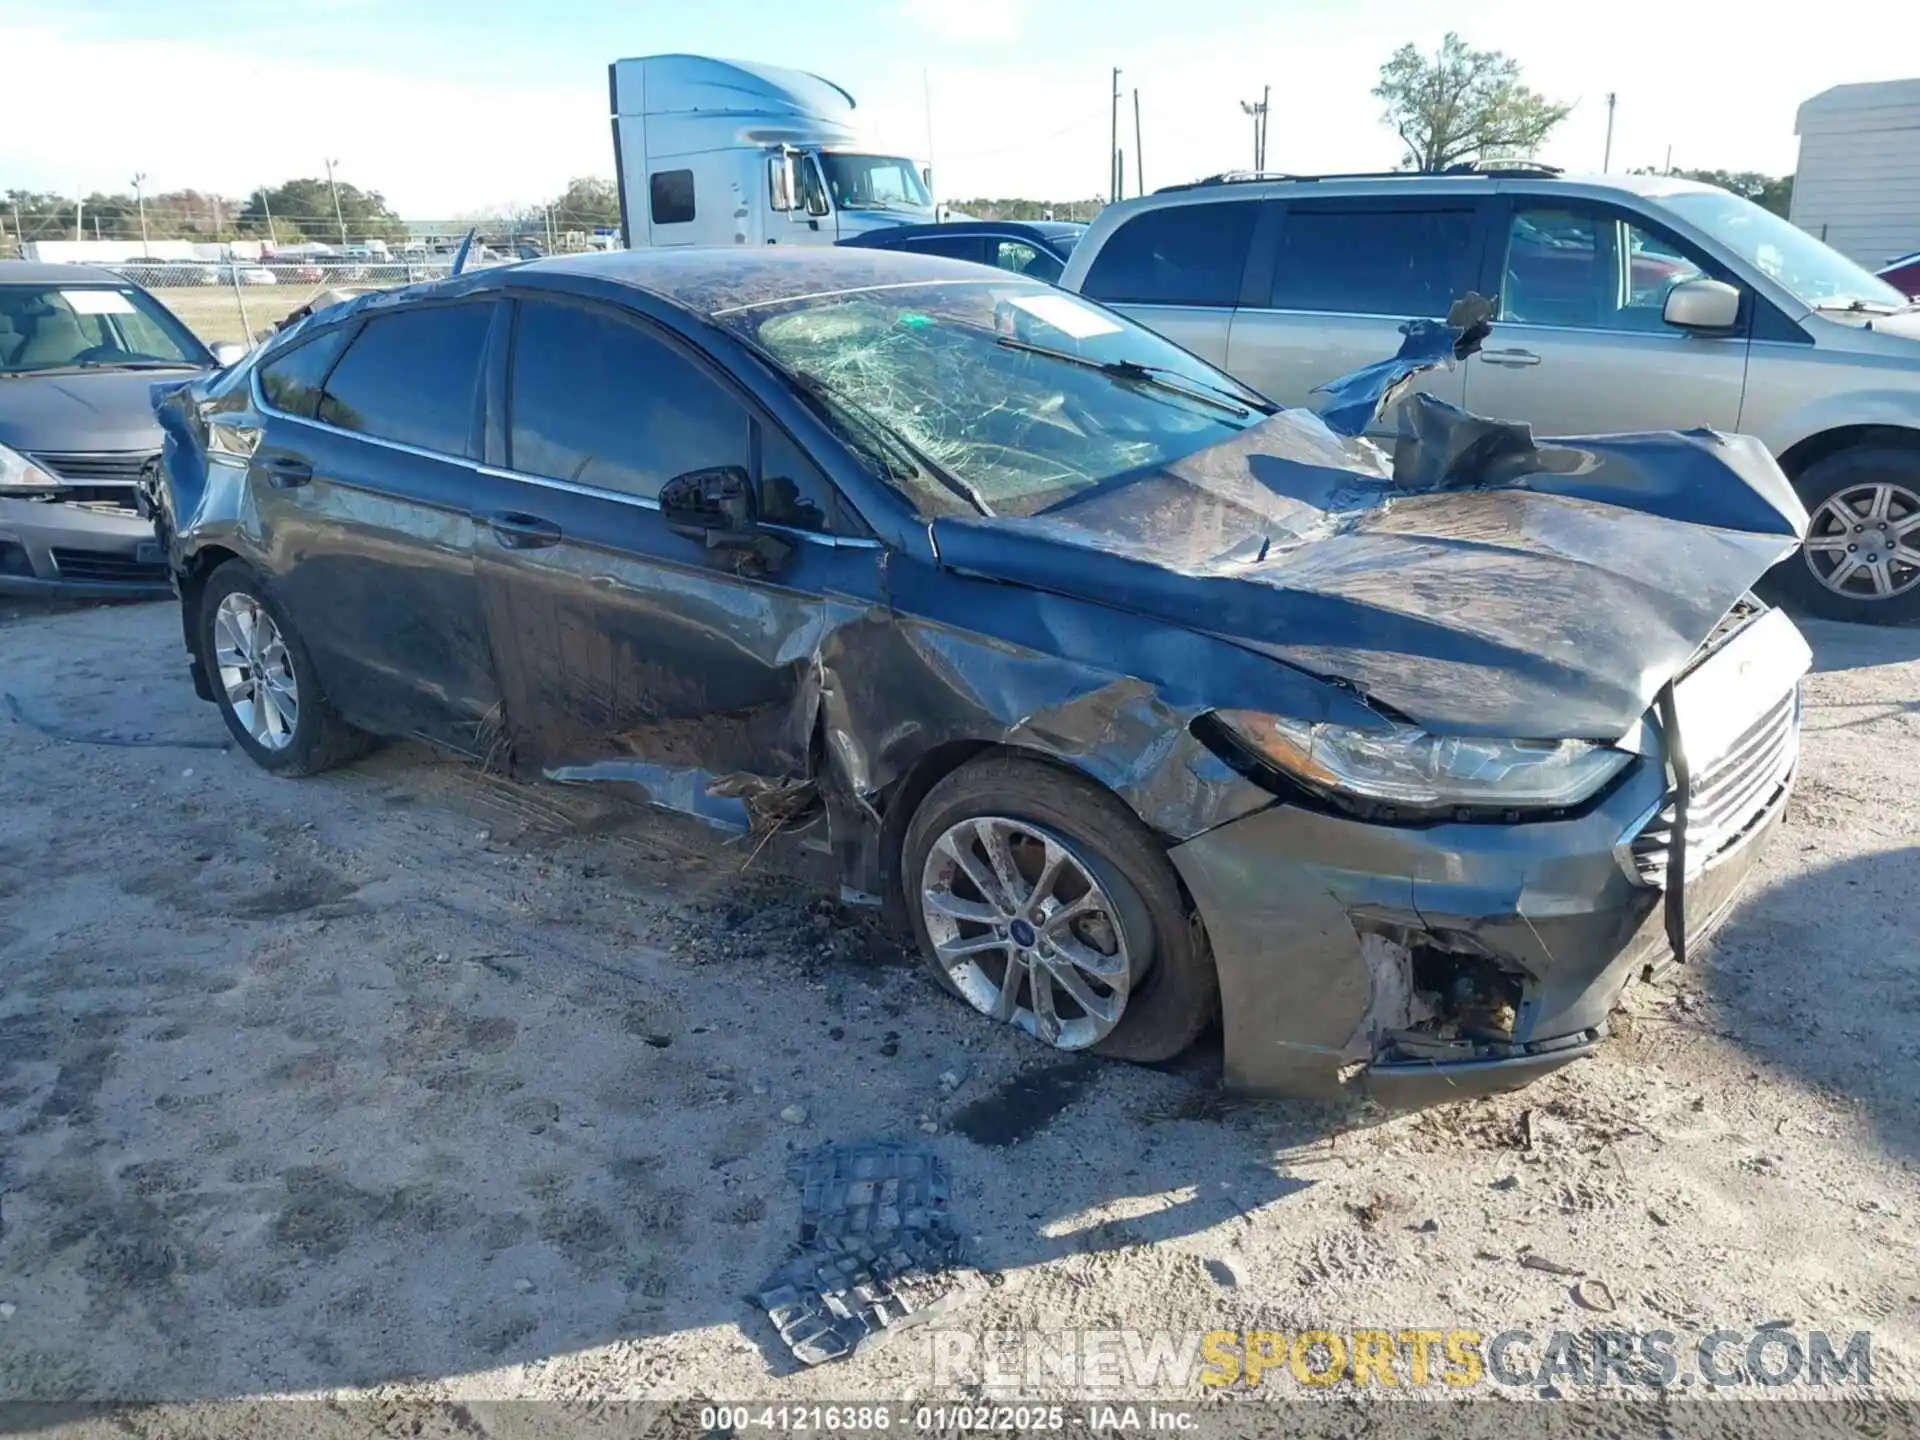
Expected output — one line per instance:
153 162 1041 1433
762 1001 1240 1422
897 313 935 328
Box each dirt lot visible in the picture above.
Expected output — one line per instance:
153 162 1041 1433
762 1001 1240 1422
0 597 1916 1422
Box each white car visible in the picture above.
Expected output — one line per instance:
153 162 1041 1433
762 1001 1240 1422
217 263 277 286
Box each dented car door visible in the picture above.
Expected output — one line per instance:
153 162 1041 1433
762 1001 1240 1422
469 293 879 818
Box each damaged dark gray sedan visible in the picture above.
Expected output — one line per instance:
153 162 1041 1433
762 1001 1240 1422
151 249 1811 1104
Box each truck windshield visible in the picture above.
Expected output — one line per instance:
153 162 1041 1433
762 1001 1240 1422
817 154 931 213
716 277 1271 518
1660 190 1908 312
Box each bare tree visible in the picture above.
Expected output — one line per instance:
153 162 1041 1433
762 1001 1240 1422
1374 34 1570 172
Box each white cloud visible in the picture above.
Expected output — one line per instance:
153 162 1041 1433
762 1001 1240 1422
902 0 1024 45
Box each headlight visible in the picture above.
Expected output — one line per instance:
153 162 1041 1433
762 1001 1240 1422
0 441 60 493
1212 709 1633 814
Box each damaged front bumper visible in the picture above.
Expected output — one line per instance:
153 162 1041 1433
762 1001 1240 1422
1169 737 1789 1107
0 494 172 600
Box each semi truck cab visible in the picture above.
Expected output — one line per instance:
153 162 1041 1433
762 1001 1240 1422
610 54 935 250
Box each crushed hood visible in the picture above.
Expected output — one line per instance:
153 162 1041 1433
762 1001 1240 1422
931 321 1807 741
0 368 199 454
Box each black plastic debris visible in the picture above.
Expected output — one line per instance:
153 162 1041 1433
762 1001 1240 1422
753 1142 980 1366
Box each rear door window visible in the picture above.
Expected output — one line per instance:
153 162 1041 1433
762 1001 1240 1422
317 303 490 455
1080 201 1257 307
1267 206 1481 317
907 234 991 264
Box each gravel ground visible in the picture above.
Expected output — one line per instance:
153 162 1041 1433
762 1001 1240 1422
0 598 1915 1426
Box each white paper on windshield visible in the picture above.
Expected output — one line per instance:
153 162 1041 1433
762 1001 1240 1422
1006 293 1123 339
62 289 136 315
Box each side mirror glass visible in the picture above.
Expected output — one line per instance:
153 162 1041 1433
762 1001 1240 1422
770 155 796 212
803 159 830 219
209 340 249 368
1663 277 1741 331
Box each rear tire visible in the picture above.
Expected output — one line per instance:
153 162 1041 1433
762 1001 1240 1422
199 560 372 775
901 754 1216 1064
1769 445 1920 624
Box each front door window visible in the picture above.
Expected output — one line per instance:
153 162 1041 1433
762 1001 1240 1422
1502 206 1708 332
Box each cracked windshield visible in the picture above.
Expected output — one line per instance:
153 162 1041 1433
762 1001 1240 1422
726 280 1265 516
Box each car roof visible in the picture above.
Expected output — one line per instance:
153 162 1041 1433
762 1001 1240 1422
0 260 136 287
512 245 1040 316
1135 169 1725 205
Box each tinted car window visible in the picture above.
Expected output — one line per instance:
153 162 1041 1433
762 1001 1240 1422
996 239 1062 284
257 326 353 418
1079 201 1256 307
508 299 750 503
907 235 990 264
317 304 489 454
1502 205 1709 332
1269 208 1480 316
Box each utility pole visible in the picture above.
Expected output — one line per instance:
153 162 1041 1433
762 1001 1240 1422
1109 67 1122 204
259 186 278 246
74 193 83 243
1240 95 1269 172
922 67 935 192
1663 144 1673 175
131 173 149 256
1133 88 1144 196
1603 92 1617 173
324 158 348 247
1261 84 1270 172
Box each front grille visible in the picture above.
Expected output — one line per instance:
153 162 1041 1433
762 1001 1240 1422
1629 688 1799 886
48 548 169 584
28 451 157 486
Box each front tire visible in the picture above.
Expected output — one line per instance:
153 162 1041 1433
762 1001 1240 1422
199 561 370 775
1771 446 1920 624
901 755 1216 1064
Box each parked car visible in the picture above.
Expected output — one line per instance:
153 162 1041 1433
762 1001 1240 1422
114 259 220 287
152 249 1808 1104
1058 168 1920 624
1 261 239 598
217 262 278 287
837 221 1087 284
1878 250 1920 299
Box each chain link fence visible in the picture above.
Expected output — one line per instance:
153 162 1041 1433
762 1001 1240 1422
102 259 466 346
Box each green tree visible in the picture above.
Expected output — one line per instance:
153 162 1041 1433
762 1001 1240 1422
547 177 621 231
240 178 407 246
1373 34 1570 172
1658 168 1794 218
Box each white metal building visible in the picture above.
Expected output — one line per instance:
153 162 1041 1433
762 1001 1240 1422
1791 78 1920 268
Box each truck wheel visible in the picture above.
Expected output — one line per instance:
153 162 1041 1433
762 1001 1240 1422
1773 446 1920 624
200 560 372 775
901 754 1216 1063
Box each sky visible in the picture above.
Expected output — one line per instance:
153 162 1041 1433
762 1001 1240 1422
6 0 1920 219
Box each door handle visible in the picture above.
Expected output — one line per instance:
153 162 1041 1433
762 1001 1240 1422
262 456 313 488
487 511 562 550
1479 348 1542 367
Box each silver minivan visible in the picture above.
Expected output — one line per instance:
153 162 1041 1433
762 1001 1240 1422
1058 169 1920 624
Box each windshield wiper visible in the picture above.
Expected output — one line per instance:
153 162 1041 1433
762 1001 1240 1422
10 359 197 377
994 336 1272 418
783 370 992 516
1811 298 1902 316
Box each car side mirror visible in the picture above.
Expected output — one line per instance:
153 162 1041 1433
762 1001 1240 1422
209 340 249 368
659 465 791 570
1664 277 1741 331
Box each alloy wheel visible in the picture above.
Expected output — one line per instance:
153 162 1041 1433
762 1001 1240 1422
918 816 1134 1049
213 592 300 750
1802 481 1920 601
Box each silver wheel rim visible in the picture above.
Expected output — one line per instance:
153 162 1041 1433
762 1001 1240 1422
1802 481 1920 600
919 816 1133 1049
213 592 299 750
